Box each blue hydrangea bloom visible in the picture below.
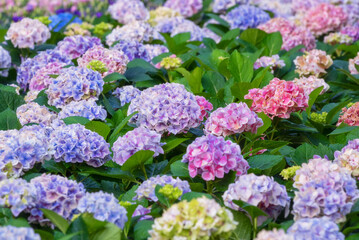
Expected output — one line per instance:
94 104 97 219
112 85 141 107
58 99 107 121
212 0 249 13
112 40 151 62
0 45 11 77
223 5 270 30
0 226 40 240
77 191 128 229
49 13 82 32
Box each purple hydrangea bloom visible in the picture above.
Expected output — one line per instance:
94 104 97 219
17 50 72 90
28 174 86 224
144 44 169 60
58 99 107 121
0 226 40 240
16 102 56 126
341 23 359 41
223 5 270 30
112 85 141 107
0 178 37 217
287 217 345 240
133 205 152 221
112 40 151 62
164 0 202 17
55 35 103 60
182 134 249 181
223 173 290 222
46 67 104 108
0 45 11 77
77 191 128 229
133 175 191 202
108 0 149 24
128 83 201 134
212 0 249 13
112 127 164 165
49 124 111 167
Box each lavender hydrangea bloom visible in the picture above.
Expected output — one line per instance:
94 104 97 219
112 85 141 107
49 124 111 167
16 102 56 126
287 217 345 240
144 44 169 60
341 23 359 41
133 175 191 202
0 178 37 217
77 191 128 229
0 45 11 77
164 0 202 17
0 226 40 240
55 35 103 59
28 174 86 224
128 83 201 134
133 205 152 221
17 50 72 90
112 127 164 165
46 67 104 108
212 0 249 13
112 40 151 62
223 173 290 222
108 0 149 24
58 99 107 121
223 5 270 30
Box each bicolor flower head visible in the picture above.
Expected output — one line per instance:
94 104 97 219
28 62 65 91
293 76 330 95
16 102 56 126
294 49 333 77
334 139 359 176
337 102 359 127
55 35 102 60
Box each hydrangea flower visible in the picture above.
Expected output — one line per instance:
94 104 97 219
324 32 353 45
0 125 51 177
46 67 104 108
205 103 263 137
195 96 213 121
0 226 40 240
222 5 270 30
250 0 293 18
244 78 309 119
287 217 345 240
164 0 202 17
133 175 190 202
349 52 359 75
254 55 285 73
255 229 291 240
108 0 149 24
132 205 152 221
55 35 102 60
302 3 348 37
334 139 359 176
94 22 113 37
258 18 316 51
212 0 249 13
128 83 201 134
58 99 106 121
182 134 249 181
0 45 11 77
28 174 86 224
280 166 301 180
112 127 164 166
294 49 333 77
223 173 290 222
17 50 72 90
28 62 65 91
77 191 128 229
48 12 82 32
112 85 141 107
0 178 37 216
16 102 56 126
148 6 181 26
149 197 237 239
111 40 150 62
144 44 169 60
5 18 50 49
310 112 328 124
77 45 129 77
337 102 359 126
293 76 330 96
64 22 93 37
341 23 359 41
49 124 110 167
155 54 182 69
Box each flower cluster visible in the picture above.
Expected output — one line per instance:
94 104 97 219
293 76 330 95
349 52 359 75
254 55 285 73
112 127 164 166
86 60 108 74
255 229 290 240
223 173 290 221
58 99 107 121
324 32 353 45
182 134 249 181
49 124 110 167
134 175 191 202
16 102 56 126
245 78 309 119
0 46 11 77
212 0 249 13
5 17 50 49
155 54 182 69
334 139 359 176
28 62 65 91
133 205 152 221
341 23 359 41
0 226 40 240
148 6 181 26
112 40 150 62
77 191 128 229
258 18 316 51
164 0 202 17
280 166 301 180
112 85 141 106
78 45 129 77
46 67 104 108
128 83 201 134
108 0 149 24
149 197 237 239
28 174 86 224
294 49 333 77
337 102 359 126
302 3 348 37
195 96 213 121
93 22 113 37
310 112 328 124
55 35 103 60
205 103 263 137
64 22 93 37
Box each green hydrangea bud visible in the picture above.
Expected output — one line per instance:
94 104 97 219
87 60 108 74
158 55 182 70
94 22 113 37
119 201 132 208
35 16 51 26
280 166 301 180
159 184 183 201
310 112 328 124
347 102 355 108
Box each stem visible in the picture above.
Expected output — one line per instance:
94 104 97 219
253 217 258 239
206 181 213 194
270 118 279 140
141 164 148 180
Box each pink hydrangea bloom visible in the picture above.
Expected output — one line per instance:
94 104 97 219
302 3 348 37
293 76 330 96
337 102 359 127
205 103 263 137
294 49 333 77
182 134 249 181
244 78 309 119
195 96 213 121
349 53 359 75
258 18 316 51
29 62 65 91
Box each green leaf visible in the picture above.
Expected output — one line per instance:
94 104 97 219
79 165 136 181
155 185 170 207
229 211 252 240
62 116 90 125
162 138 189 153
5 218 30 227
103 72 127 83
202 71 226 95
228 50 253 83
41 209 70 234
291 143 317 166
85 121 111 139
181 192 212 201
81 213 122 240
34 230 54 240
109 111 137 143
326 100 351 124
247 154 283 170
66 216 89 240
0 89 25 112
240 28 267 47
329 126 356 136
214 171 236 192
232 200 268 221
256 112 272 135
170 161 190 178
0 108 21 130
306 86 324 115
121 150 155 172
57 232 82 240
43 160 67 176
261 32 283 56
134 220 153 240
